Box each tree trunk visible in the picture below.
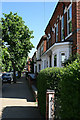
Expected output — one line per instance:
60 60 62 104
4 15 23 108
12 62 16 83
18 71 21 78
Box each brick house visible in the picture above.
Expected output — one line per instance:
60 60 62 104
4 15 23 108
32 1 80 72
41 1 80 69
36 35 47 72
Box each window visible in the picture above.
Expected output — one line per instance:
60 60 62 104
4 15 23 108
67 4 72 35
61 16 64 41
41 41 44 55
41 61 43 69
35 66 37 73
38 48 41 59
54 54 57 67
47 37 49 49
44 60 47 69
39 64 41 72
49 55 52 67
56 24 58 42
61 53 65 66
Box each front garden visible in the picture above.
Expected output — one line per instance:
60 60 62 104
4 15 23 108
37 55 80 120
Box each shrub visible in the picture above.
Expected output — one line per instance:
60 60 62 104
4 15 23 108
37 57 80 119
58 58 80 120
37 67 61 116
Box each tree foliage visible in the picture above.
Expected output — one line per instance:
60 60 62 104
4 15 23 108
1 12 34 82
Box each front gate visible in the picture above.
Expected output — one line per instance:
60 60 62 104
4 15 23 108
46 89 55 120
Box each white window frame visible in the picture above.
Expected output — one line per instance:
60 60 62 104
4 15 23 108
56 23 58 42
54 54 57 67
61 16 64 41
67 3 72 36
60 52 67 67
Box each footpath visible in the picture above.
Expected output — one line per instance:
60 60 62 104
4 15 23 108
0 76 44 119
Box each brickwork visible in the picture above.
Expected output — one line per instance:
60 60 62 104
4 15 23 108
36 35 47 54
45 2 72 49
32 1 80 72
77 1 80 54
44 1 80 55
72 2 77 54
44 39 47 52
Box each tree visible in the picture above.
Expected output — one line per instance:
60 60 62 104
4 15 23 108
1 12 34 82
0 22 2 72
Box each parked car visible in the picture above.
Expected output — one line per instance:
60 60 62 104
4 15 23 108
2 72 13 84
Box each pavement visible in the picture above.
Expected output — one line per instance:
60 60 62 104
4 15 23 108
0 76 44 120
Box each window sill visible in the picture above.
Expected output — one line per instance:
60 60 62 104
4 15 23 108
65 32 72 40
61 39 64 42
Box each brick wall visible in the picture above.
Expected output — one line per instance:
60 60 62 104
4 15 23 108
45 1 80 55
44 39 47 52
72 2 77 54
45 2 71 49
77 1 80 54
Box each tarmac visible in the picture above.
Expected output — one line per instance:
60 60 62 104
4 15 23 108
0 75 44 120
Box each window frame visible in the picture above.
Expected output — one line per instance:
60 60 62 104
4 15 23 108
44 60 47 69
60 52 67 67
61 16 64 41
67 3 72 35
54 54 57 67
41 41 44 55
56 23 58 42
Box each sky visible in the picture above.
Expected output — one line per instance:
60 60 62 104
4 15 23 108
1 1 58 58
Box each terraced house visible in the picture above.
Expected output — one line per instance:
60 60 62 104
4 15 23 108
32 1 80 73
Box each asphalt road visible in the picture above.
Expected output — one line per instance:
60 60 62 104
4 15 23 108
0 76 44 120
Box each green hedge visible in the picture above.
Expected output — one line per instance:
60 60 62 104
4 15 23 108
37 58 80 119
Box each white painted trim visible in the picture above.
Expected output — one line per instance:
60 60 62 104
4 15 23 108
64 6 67 14
54 23 57 27
67 3 72 35
65 32 72 40
56 23 58 42
59 15 62 20
61 15 64 41
42 42 72 56
52 27 54 32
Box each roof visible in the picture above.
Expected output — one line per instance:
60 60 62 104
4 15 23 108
45 1 60 33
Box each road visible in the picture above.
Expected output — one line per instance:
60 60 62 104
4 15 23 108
0 76 44 120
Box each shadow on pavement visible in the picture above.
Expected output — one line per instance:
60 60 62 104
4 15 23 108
1 77 45 119
2 77 35 102
1 106 45 120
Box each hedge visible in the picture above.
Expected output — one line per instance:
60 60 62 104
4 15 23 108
37 57 80 119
